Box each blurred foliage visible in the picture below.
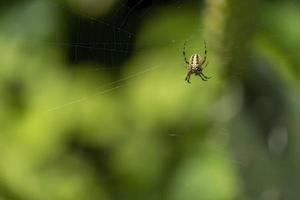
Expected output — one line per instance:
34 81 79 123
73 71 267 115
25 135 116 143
1 0 300 200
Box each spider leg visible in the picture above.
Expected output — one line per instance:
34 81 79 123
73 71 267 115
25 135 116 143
203 61 209 69
198 73 208 81
200 61 211 79
185 71 192 83
183 41 189 65
203 40 207 64
201 72 211 79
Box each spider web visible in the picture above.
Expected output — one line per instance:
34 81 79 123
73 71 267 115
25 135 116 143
35 0 186 113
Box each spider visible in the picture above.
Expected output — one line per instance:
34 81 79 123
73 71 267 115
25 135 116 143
183 40 211 83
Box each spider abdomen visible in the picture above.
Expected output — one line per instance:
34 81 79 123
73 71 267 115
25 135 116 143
189 54 203 68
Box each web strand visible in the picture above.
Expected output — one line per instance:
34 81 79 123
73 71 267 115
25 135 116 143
40 0 181 113
45 64 161 113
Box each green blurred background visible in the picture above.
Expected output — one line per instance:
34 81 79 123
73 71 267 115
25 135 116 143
1 0 300 199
